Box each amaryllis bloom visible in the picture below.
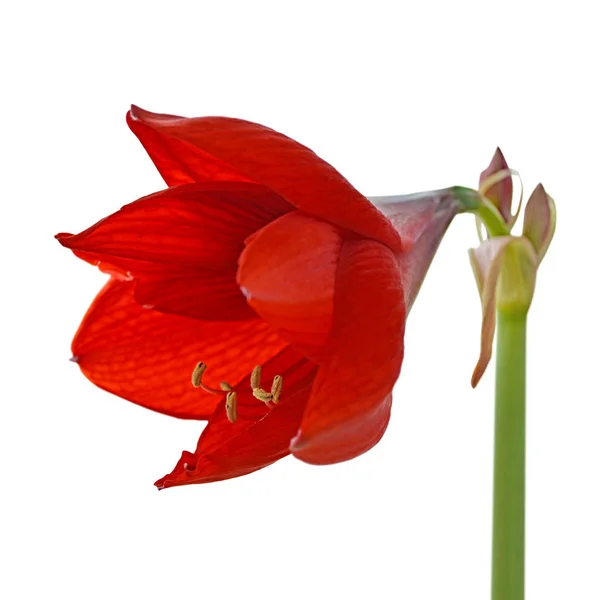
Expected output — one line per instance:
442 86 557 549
57 106 464 488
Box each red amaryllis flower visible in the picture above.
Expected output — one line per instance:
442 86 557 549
57 106 462 488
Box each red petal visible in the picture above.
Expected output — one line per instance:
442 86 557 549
132 272 252 321
57 181 291 320
237 212 342 363
72 279 288 419
290 239 405 464
128 105 402 252
126 107 250 187
156 347 317 487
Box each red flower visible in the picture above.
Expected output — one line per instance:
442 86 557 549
57 106 461 488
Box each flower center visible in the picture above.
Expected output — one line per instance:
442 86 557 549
190 362 284 424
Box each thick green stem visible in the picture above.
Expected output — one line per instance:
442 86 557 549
478 202 511 237
450 186 511 237
492 310 527 600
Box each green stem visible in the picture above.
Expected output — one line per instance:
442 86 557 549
478 202 511 237
492 310 527 600
450 186 510 237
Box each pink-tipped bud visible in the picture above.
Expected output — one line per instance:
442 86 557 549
479 147 513 224
523 183 556 262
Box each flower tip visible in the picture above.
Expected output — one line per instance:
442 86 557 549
154 474 170 490
523 183 556 263
471 365 485 388
480 147 509 180
127 105 154 128
128 104 142 120
494 146 507 164
55 232 72 246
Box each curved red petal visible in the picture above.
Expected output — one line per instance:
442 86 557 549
237 212 342 363
57 181 291 320
126 106 250 187
132 272 254 321
156 347 317 487
128 105 402 251
72 279 288 419
290 239 406 464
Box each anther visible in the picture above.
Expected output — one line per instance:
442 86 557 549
251 365 284 405
191 362 207 388
253 388 274 402
191 361 233 396
225 391 238 423
271 375 283 404
251 365 262 390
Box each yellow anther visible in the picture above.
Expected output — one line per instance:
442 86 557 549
191 361 283 422
251 365 262 390
191 362 207 388
251 365 284 405
271 375 283 404
225 391 237 423
191 361 233 396
253 388 273 402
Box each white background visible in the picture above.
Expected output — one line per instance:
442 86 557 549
2 1 598 598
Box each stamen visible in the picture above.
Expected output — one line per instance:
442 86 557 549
191 361 284 423
271 375 283 404
191 362 207 388
251 365 262 390
251 365 284 405
191 361 233 396
225 391 238 423
253 388 274 402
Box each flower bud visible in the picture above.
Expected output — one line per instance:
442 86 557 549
479 147 513 224
522 183 556 262
469 236 538 386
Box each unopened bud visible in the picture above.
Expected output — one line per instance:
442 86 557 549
469 236 538 387
523 183 556 263
479 148 513 223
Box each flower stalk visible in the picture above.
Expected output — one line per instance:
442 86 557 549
492 309 527 600
465 150 555 600
451 186 510 237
